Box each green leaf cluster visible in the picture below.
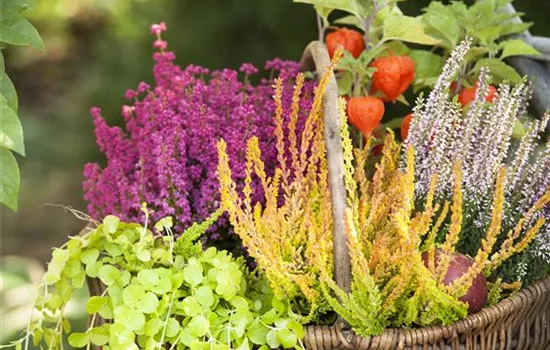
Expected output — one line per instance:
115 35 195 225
418 0 539 87
0 0 44 211
293 0 538 110
3 211 304 350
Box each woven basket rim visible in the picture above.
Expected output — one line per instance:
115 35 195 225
304 276 550 345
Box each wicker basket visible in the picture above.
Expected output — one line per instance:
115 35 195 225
85 41 550 350
302 277 550 350
298 41 550 350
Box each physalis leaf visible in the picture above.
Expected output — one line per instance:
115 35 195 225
383 14 440 45
500 39 540 59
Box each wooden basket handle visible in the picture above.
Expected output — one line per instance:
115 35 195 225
300 41 351 294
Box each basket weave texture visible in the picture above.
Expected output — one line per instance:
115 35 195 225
302 277 550 350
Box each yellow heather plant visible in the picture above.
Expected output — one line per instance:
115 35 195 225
217 53 550 335
321 98 550 336
217 54 341 322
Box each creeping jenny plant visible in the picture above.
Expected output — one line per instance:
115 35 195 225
4 208 304 350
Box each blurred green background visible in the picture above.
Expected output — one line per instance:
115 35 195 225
1 0 549 344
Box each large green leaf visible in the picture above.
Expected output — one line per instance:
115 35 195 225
1 73 18 112
422 2 461 49
0 16 44 51
314 6 333 28
473 58 522 84
334 15 364 30
0 95 25 155
0 147 20 211
500 39 540 59
0 0 30 21
382 13 440 46
293 0 368 19
500 22 532 36
409 50 444 80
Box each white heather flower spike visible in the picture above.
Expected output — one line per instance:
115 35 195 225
406 39 550 279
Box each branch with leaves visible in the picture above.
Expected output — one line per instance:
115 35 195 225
0 0 44 210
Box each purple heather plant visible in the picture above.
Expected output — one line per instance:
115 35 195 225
83 23 315 241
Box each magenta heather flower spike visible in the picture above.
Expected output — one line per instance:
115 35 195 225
83 25 316 242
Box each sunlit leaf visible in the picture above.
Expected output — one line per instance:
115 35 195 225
500 39 540 59
382 14 440 45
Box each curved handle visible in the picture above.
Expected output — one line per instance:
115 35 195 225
300 41 351 294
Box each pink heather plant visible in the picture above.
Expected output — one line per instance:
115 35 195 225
83 23 315 239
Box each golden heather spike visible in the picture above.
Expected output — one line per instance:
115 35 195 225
217 139 241 215
403 145 416 215
243 146 253 214
425 173 438 214
288 73 305 177
340 97 358 207
410 174 439 240
442 160 463 254
436 162 464 282
344 208 370 277
488 217 545 274
247 137 269 193
507 188 550 244
449 168 507 296
481 167 507 254
273 77 288 187
298 50 341 174
354 138 371 200
426 201 450 274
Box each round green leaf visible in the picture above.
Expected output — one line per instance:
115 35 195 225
187 315 209 337
98 264 120 286
276 329 297 348
287 320 305 339
183 264 203 286
137 249 151 262
113 305 145 331
138 292 159 314
165 317 180 338
122 284 145 309
89 326 109 346
144 318 162 337
85 261 103 278
103 215 120 234
179 296 203 317
68 332 89 348
137 269 159 290
230 296 249 310
247 321 268 345
80 248 99 265
266 329 280 349
195 285 215 307
0 93 24 155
